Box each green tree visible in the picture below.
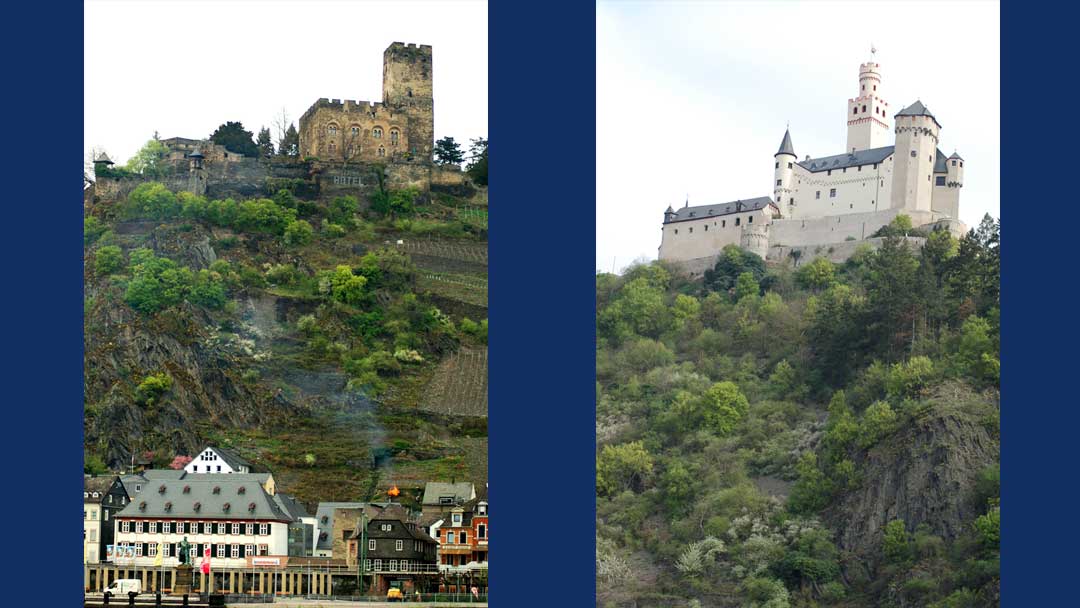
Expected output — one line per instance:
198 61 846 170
597 441 654 496
84 452 109 475
858 400 898 449
85 216 108 245
465 136 488 185
256 126 275 159
126 182 180 220
323 265 368 305
882 519 912 563
95 245 124 275
702 381 749 434
433 136 465 165
735 272 760 301
136 372 173 406
124 136 170 177
704 245 765 294
283 219 314 247
279 123 300 157
210 121 259 157
795 257 837 291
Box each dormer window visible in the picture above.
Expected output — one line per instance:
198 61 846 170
238 487 246 495
213 486 221 495
158 485 166 494
193 502 201 512
183 486 191 494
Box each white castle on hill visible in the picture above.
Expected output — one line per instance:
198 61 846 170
658 49 967 275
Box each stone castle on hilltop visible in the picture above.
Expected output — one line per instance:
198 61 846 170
92 42 463 203
299 42 435 164
658 50 967 275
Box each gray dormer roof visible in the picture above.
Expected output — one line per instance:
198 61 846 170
114 478 290 521
422 482 475 506
94 152 114 165
314 502 379 551
196 446 252 472
663 196 775 224
896 100 942 128
798 146 894 173
775 129 795 157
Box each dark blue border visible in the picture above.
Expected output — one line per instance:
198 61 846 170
489 1 596 604
1000 0 1080 603
4 0 85 602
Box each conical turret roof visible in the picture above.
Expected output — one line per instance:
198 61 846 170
94 152 114 165
895 100 942 128
775 129 795 157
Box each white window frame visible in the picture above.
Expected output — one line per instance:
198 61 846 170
259 523 268 536
373 559 382 571
231 544 240 558
217 544 226 558
258 544 268 556
163 543 171 557
162 522 171 534
389 559 398 571
396 540 403 551
246 523 254 535
149 543 158 557
149 521 157 534
121 520 131 533
232 523 240 535
217 523 226 534
135 544 143 557
135 521 144 534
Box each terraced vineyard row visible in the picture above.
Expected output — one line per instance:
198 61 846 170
420 347 488 417
399 239 488 265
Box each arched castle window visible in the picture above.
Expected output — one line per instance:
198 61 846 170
373 127 384 139
853 107 858 115
862 105 867 112
390 129 400 145
329 142 336 154
327 124 339 136
378 147 386 157
351 126 360 136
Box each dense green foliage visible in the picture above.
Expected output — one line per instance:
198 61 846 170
597 217 1000 607
210 121 259 157
466 137 488 185
433 136 465 165
124 137 171 177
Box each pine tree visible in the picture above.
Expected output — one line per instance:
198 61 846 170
256 127 275 159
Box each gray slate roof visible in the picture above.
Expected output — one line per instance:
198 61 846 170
934 148 948 174
273 493 310 520
421 482 476 506
776 129 795 157
115 477 290 521
948 151 963 160
664 197 775 224
895 100 942 128
94 152 114 164
798 146 894 173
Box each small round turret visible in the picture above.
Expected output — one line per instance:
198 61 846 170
774 128 796 217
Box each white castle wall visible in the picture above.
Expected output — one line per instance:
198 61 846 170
786 158 894 219
767 207 942 250
658 207 774 262
768 235 928 264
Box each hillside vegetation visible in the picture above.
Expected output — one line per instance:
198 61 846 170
84 177 488 506
596 215 1000 608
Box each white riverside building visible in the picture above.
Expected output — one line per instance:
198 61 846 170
658 50 967 275
112 477 291 569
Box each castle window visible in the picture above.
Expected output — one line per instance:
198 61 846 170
829 188 837 198
951 160 956 166
853 107 857 114
776 179 782 186
788 162 792 169
373 127 383 139
704 225 708 231
775 161 779 168
378 147 386 157
862 105 867 112
873 163 878 169
815 191 821 200
874 85 877 91
674 229 678 234
936 176 946 186
722 220 726 228
351 126 360 136
735 217 741 226
748 216 753 223
327 125 339 136
827 170 831 176
910 150 917 157
689 227 693 233
960 161 963 167
390 129 399 145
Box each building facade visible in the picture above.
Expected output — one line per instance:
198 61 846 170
84 476 130 564
184 446 253 475
299 43 435 164
658 49 966 273
432 500 488 569
344 508 440 594
112 478 291 568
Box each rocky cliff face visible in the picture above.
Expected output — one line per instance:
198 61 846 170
826 393 999 568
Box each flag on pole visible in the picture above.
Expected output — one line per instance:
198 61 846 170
154 546 164 567
202 546 211 575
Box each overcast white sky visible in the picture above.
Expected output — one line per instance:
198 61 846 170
597 0 1000 273
85 0 487 167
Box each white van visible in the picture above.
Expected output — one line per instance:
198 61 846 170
104 579 142 597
